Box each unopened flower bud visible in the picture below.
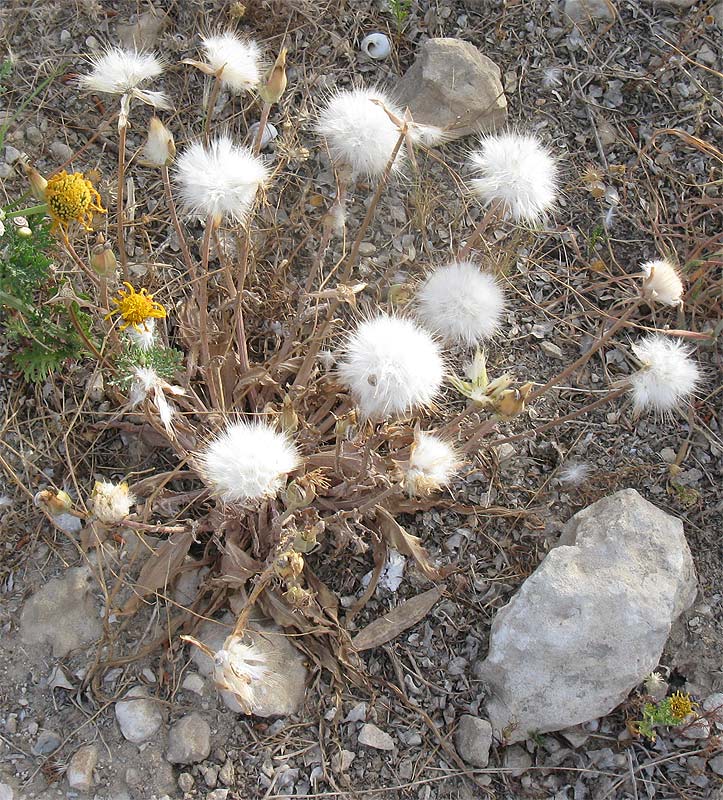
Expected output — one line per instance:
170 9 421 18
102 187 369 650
259 47 287 105
91 243 118 278
274 549 304 580
494 382 533 419
143 116 176 167
25 165 48 201
283 583 314 608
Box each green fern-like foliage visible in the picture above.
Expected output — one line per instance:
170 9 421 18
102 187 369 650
0 218 90 382
113 342 184 390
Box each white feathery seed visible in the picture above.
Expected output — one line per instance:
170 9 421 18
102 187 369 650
415 260 506 345
629 335 700 415
174 136 269 224
641 259 684 307
338 315 444 420
91 480 134 524
558 460 591 487
316 87 406 179
143 116 175 167
196 420 299 503
129 367 185 438
79 46 170 110
125 318 156 350
405 431 460 496
468 132 558 223
213 635 269 714
200 32 262 93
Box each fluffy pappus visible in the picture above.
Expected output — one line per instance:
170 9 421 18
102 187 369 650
174 136 269 224
415 260 506 345
213 635 269 714
78 46 170 109
468 132 558 223
629 335 700 415
196 420 299 503
200 32 262 94
641 259 684 307
91 480 134 524
405 431 460 496
557 460 591 487
316 87 406 179
338 314 444 420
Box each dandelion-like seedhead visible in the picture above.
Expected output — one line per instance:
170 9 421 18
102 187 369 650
44 170 106 232
405 432 459 496
468 132 558 223
196 420 299 504
78 46 170 109
212 635 269 714
338 315 444 420
415 260 506 345
641 259 684 307
91 480 134 524
629 335 700 415
316 87 405 179
200 32 262 94
174 137 269 224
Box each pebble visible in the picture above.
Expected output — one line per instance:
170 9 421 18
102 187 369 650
455 715 492 767
540 341 565 360
31 729 61 755
709 753 723 776
60 30 71 44
680 715 710 740
202 765 219 788
504 745 533 776
181 673 205 695
166 713 211 764
0 163 13 180
703 692 723 728
207 790 229 800
50 141 73 162
331 749 356 773
115 687 164 744
66 743 98 791
218 759 235 786
0 785 12 800
177 772 194 793
358 723 395 751
4 146 21 164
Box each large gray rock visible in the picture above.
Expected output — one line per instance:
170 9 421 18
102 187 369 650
478 489 697 743
455 715 492 767
395 38 506 141
19 566 102 657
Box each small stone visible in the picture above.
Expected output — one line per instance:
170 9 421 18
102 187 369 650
202 765 219 788
703 692 723 728
680 715 710 740
455 715 492 767
395 38 506 141
124 767 141 788
697 44 717 67
560 725 589 748
540 341 565 360
115 687 164 744
25 126 42 145
4 146 21 164
67 744 98 791
0 784 13 800
358 723 395 751
504 745 532 776
60 30 71 44
218 759 234 786
358 242 376 256
178 772 194 793
181 672 205 695
563 0 615 24
31 729 61 755
50 141 73 161
207 790 229 800
0 164 12 180
331 750 356 773
166 713 211 764
709 753 723 776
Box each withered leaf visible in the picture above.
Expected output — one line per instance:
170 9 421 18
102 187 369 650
351 587 443 651
122 530 193 613
220 539 264 586
376 506 452 581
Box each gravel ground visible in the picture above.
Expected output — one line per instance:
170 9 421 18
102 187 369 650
0 1 721 799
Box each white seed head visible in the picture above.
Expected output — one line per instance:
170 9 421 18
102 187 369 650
338 315 444 420
405 431 460 496
174 136 269 224
91 480 134 524
415 260 506 345
196 420 299 503
629 335 700 415
78 46 170 109
641 259 684 307
125 318 156 350
143 116 176 167
213 635 269 713
468 132 558 223
557 460 591 487
129 366 185 438
316 87 405 179
201 32 262 93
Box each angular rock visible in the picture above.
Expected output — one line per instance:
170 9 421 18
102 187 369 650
455 715 492 767
67 744 98 792
166 713 211 764
563 0 615 24
0 784 13 800
478 489 697 742
115 687 164 743
395 38 506 141
191 615 307 717
20 566 102 657
504 745 532 776
358 723 395 751
31 729 61 755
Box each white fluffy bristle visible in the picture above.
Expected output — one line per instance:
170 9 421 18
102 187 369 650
196 421 299 503
338 315 444 420
201 32 262 94
415 260 506 345
641 259 684 307
629 335 700 415
405 432 459 496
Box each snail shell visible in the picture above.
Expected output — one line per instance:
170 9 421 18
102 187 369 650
361 32 391 60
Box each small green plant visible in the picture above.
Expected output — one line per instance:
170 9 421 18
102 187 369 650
113 342 184 391
633 691 697 742
0 217 92 381
387 0 412 32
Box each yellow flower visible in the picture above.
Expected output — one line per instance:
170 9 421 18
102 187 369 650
105 282 166 332
44 170 106 232
668 691 696 721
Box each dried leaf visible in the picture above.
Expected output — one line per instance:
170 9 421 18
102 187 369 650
220 539 264 586
304 568 340 623
375 506 452 581
347 533 386 620
351 587 442 651
122 530 193 613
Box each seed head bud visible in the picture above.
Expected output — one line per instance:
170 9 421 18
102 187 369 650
91 242 118 278
143 116 176 167
25 164 48 201
259 47 287 105
274 549 304 580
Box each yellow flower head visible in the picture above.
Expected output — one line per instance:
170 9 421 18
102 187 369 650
105 282 166 331
44 170 106 232
668 691 696 721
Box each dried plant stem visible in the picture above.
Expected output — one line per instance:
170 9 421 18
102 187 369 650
234 229 251 376
62 236 100 287
213 228 237 298
458 199 504 260
199 217 223 413
204 74 222 144
117 123 128 277
303 180 348 296
293 133 405 389
161 165 196 282
252 101 272 156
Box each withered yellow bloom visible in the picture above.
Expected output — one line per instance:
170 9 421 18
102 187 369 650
668 691 696 721
44 170 106 232
105 282 166 331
